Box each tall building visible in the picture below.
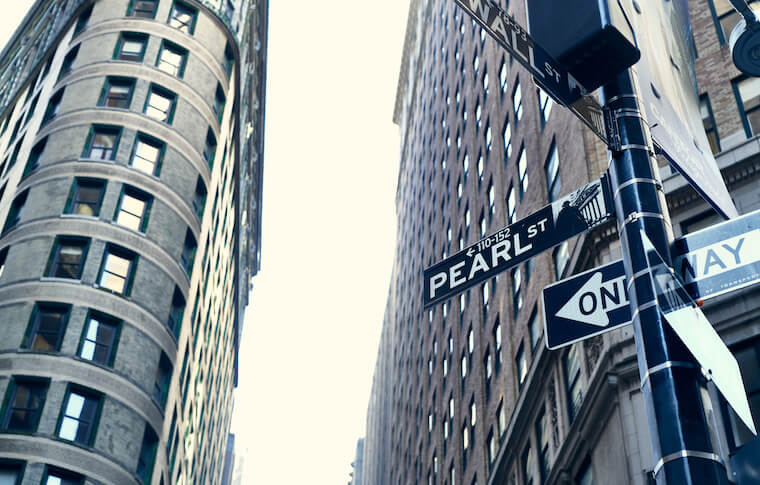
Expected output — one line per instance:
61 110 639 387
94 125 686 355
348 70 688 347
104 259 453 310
0 0 267 483
363 1 760 484
349 438 365 485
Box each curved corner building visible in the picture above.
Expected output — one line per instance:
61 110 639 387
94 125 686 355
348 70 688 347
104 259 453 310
363 1 760 485
0 0 268 483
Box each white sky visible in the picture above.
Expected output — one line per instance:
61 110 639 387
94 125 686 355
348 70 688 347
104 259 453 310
0 1 408 484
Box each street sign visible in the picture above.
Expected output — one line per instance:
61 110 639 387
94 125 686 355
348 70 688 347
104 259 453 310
542 260 631 350
619 0 739 219
542 207 760 348
424 176 612 307
642 232 757 435
672 207 760 301
453 0 610 144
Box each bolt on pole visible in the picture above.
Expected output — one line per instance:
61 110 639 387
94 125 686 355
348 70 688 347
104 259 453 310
601 69 729 485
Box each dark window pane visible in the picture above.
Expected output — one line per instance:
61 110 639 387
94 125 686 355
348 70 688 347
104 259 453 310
4 379 47 431
130 0 158 17
49 239 87 279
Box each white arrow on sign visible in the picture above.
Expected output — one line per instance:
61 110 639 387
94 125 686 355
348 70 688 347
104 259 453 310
555 271 629 327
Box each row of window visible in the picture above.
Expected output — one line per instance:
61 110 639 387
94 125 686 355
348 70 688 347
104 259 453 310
1 375 159 482
0 462 84 485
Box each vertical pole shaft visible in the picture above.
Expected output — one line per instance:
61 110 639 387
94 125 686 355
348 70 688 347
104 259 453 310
601 70 728 485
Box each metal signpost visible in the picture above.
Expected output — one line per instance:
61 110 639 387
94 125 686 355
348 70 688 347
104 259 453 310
431 0 758 483
423 176 612 307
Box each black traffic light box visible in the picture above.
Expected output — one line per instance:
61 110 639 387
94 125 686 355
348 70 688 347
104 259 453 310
526 0 640 92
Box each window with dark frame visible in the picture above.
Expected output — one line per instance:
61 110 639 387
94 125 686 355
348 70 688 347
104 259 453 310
213 85 226 122
47 237 88 279
513 79 523 124
734 75 760 138
43 466 84 485
3 190 28 233
204 129 217 167
137 425 159 483
152 353 173 406
100 77 134 109
144 86 176 123
506 184 516 224
156 41 187 77
41 88 64 125
722 337 760 450
73 5 93 36
0 247 7 280
115 187 151 232
522 444 535 485
128 0 159 18
515 342 527 388
23 137 46 176
131 134 163 175
699 94 720 154
536 409 550 482
58 46 79 81
67 178 105 217
115 33 148 62
553 241 569 280
79 312 119 366
84 126 120 160
517 146 528 200
99 246 136 295
538 88 553 126
0 461 24 484
223 43 234 79
168 2 198 34
511 267 522 317
181 230 197 275
2 377 48 432
168 287 185 337
193 178 207 218
58 387 100 445
25 303 70 351
565 344 583 422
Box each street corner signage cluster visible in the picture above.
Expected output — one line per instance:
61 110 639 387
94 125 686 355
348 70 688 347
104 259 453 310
672 207 760 301
542 260 631 349
453 0 583 106
423 176 612 308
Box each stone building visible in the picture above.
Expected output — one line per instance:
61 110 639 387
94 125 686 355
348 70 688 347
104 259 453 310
0 0 267 483
363 1 760 484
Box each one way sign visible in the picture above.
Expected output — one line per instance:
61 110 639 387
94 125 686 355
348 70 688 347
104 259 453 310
542 260 631 349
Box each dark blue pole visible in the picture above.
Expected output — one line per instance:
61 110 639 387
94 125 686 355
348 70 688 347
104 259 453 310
601 70 729 484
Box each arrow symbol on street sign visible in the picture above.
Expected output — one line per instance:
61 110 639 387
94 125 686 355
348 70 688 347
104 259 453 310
555 271 629 327
467 248 475 257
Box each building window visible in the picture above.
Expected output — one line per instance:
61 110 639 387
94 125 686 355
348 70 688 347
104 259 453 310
3 190 28 233
24 303 70 351
536 409 550 481
576 457 594 485
66 178 105 217
213 85 226 123
487 429 496 465
58 387 100 445
499 57 508 95
42 466 83 485
99 246 136 295
204 129 217 167
84 125 121 160
554 241 569 279
137 426 159 483
193 178 207 217
516 342 527 388
168 287 185 337
115 187 151 232
565 344 583 422
517 146 528 200
115 32 148 62
488 179 495 217
47 237 88 279
2 377 48 432
497 399 506 437
41 88 63 125
0 247 7 280
545 142 560 202
78 312 119 366
144 85 176 123
22 138 46 176
128 0 159 18
538 88 553 125
223 43 235 79
153 353 173 406
130 134 164 175
699 94 720 154
506 184 516 225
181 230 197 275
99 77 135 109
168 2 197 34
0 461 24 484
73 5 93 36
58 46 79 81
528 306 541 352
156 41 188 77
522 445 535 485
513 79 523 124
734 75 760 138
493 319 502 370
